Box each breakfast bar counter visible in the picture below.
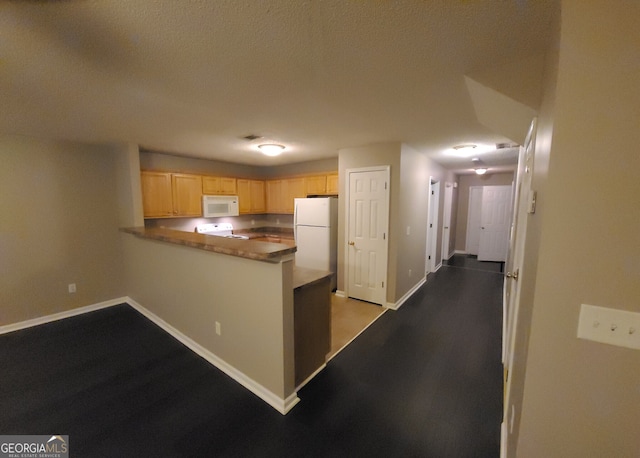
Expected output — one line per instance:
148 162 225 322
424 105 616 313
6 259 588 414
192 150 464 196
121 226 296 262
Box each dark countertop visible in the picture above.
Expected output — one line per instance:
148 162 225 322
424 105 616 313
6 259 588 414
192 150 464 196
292 267 333 290
235 227 294 240
121 227 296 262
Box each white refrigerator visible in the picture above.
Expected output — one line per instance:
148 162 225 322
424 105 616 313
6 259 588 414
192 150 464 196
294 197 338 290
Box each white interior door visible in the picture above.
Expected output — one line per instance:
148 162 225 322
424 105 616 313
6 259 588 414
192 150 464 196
441 183 454 261
347 167 389 305
426 180 440 273
477 185 513 262
466 186 483 255
502 118 537 455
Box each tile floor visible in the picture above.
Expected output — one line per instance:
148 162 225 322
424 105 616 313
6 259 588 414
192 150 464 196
329 294 386 359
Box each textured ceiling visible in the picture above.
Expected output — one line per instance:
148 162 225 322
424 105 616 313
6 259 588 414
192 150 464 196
0 0 558 172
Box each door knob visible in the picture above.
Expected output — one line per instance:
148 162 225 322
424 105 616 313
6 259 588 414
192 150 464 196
505 270 519 280
348 241 355 246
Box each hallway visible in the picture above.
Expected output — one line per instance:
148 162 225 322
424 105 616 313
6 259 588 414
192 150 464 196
0 258 504 457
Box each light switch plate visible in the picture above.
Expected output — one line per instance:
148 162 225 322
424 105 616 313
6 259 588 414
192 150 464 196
577 304 640 350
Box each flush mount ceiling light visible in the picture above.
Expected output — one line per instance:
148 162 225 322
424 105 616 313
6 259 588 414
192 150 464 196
258 144 285 157
475 168 488 175
453 144 477 152
445 143 482 158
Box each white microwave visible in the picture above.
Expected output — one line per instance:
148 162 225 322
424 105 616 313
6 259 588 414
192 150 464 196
203 195 240 217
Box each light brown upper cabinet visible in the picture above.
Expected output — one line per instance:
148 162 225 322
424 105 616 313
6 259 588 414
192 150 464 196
326 173 338 194
267 177 306 214
141 171 203 218
283 177 306 213
237 179 266 214
305 175 327 195
202 176 237 195
266 180 283 213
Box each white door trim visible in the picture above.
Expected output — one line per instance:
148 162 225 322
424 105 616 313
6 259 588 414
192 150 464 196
466 186 483 255
501 117 537 457
344 166 390 305
426 179 440 273
442 182 454 261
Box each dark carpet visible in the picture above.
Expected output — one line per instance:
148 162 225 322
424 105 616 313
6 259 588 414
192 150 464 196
0 259 503 457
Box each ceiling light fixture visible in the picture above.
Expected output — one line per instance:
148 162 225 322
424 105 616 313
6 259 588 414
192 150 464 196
475 168 488 175
453 144 477 152
258 144 285 156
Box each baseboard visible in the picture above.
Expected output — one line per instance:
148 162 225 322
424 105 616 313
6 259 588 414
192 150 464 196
454 250 467 255
500 421 507 458
295 364 327 391
334 290 346 298
0 297 127 335
386 277 426 310
126 297 300 415
435 261 443 272
1 295 300 415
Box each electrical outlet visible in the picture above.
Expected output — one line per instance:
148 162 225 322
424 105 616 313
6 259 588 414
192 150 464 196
577 304 640 350
215 321 221 336
68 283 76 293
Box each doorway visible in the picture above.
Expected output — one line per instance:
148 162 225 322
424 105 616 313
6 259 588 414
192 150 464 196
345 166 390 306
441 182 454 261
478 185 513 262
426 179 440 274
466 186 483 255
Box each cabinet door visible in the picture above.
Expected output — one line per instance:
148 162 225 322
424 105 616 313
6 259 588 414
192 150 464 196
237 179 251 214
283 177 306 213
141 171 173 218
219 177 237 195
326 173 339 194
202 176 237 195
266 180 283 213
305 175 327 195
202 176 221 194
250 180 266 213
172 174 203 216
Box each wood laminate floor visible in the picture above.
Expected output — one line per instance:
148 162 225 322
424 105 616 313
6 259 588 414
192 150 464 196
0 258 503 457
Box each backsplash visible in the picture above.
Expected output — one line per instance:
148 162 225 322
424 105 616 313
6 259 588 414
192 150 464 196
145 213 294 233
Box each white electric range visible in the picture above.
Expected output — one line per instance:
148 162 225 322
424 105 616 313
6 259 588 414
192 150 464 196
195 223 249 239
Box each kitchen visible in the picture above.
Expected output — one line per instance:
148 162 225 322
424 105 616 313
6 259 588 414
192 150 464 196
126 149 380 412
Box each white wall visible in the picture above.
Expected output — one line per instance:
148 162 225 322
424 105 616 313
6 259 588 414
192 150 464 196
0 135 126 325
122 234 296 408
515 2 640 455
337 142 455 305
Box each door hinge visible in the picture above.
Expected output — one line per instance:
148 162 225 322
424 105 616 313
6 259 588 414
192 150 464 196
428 255 431 260
429 223 433 228
385 182 388 190
431 190 434 195
528 190 537 214
383 233 386 240
382 281 384 288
